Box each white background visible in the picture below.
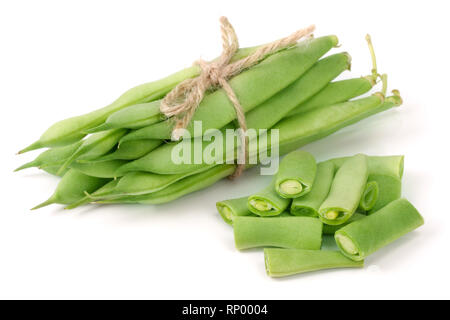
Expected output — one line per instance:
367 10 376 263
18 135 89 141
1 0 449 299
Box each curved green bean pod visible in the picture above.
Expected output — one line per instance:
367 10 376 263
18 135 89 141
57 129 127 175
19 46 261 153
65 179 120 209
335 198 424 261
15 141 83 172
119 36 339 142
88 139 162 162
367 174 402 214
70 159 128 178
216 196 256 225
358 181 379 211
290 161 335 217
32 169 110 210
264 249 364 277
233 216 322 250
319 154 368 225
247 180 291 217
275 150 316 198
286 77 374 117
322 212 366 235
97 165 236 205
86 101 164 133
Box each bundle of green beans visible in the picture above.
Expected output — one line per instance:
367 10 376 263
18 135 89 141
217 152 424 278
17 33 403 211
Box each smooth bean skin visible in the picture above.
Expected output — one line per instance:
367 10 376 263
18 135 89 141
119 36 339 142
15 141 83 172
290 161 335 217
286 77 374 117
92 139 162 161
19 46 261 153
58 129 127 175
70 159 128 178
216 196 256 225
65 179 120 209
41 165 69 177
233 216 323 250
86 101 163 133
32 169 110 209
264 249 364 277
275 150 317 198
358 181 379 211
335 198 424 261
319 154 368 226
367 174 402 214
97 165 236 205
247 180 291 217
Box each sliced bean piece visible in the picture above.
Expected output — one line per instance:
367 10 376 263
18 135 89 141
319 154 368 225
290 161 335 217
367 174 402 214
248 180 291 217
216 196 256 225
275 150 316 198
119 36 339 142
335 198 424 261
233 216 322 250
32 169 110 209
358 181 379 211
264 249 364 277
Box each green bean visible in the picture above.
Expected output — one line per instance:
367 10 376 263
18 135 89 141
216 196 256 225
322 212 366 235
286 78 374 117
70 159 128 178
119 36 339 142
90 166 212 199
275 150 316 198
367 174 402 214
118 52 349 175
233 216 322 250
290 161 335 217
57 129 127 175
329 155 404 179
32 169 110 210
319 154 368 225
358 181 379 211
335 198 424 261
19 46 261 153
64 179 120 209
264 249 364 277
41 165 69 177
96 165 236 205
88 139 162 162
247 180 291 217
14 141 82 172
86 101 164 133
95 93 401 205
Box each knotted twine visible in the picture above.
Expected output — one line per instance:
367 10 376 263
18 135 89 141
160 17 315 179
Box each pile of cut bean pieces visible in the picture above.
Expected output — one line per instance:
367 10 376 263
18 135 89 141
217 151 424 277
